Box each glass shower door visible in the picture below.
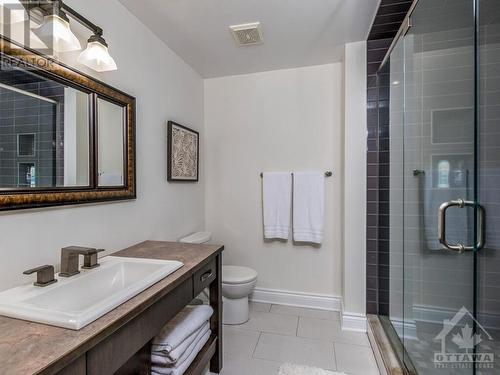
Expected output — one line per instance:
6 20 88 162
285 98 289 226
383 0 500 373
399 0 479 374
476 0 500 373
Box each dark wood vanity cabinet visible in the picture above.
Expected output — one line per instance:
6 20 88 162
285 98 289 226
56 356 87 375
50 245 223 375
87 279 194 375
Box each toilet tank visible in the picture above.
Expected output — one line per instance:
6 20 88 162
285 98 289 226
179 231 212 244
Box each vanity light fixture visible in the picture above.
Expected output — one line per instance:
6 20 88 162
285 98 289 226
77 33 117 72
28 0 117 71
33 10 81 52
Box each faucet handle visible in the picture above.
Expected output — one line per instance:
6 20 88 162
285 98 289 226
82 248 105 269
23 265 57 287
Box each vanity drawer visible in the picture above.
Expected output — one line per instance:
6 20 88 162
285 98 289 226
193 258 217 296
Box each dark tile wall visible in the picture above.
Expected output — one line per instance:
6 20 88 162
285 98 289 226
0 66 65 187
366 0 413 315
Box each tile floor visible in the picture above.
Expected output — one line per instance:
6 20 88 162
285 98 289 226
218 302 380 375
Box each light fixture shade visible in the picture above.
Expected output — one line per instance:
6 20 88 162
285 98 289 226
33 14 81 52
77 41 117 72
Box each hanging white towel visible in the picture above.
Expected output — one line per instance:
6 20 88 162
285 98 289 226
263 172 292 240
293 172 325 244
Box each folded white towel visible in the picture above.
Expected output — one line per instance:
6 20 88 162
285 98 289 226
263 172 292 240
151 329 211 375
152 322 210 365
152 305 213 353
293 172 325 244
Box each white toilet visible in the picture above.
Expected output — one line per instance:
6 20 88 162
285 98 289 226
179 232 258 325
221 265 257 324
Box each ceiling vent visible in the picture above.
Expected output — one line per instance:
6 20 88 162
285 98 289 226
229 22 263 46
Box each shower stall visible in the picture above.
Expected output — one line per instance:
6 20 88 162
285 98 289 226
376 0 500 374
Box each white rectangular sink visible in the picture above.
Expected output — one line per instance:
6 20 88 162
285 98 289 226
0 256 183 330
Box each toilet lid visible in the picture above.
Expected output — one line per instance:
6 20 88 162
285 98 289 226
222 266 258 284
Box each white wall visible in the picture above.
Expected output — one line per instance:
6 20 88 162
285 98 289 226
204 64 343 296
342 41 367 319
0 0 205 290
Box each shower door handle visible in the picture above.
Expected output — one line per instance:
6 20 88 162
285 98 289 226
438 199 485 253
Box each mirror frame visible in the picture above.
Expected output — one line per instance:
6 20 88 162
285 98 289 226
0 36 136 210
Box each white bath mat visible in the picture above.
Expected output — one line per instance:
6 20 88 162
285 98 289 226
277 363 348 375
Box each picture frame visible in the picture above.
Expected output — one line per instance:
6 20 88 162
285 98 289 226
167 121 200 182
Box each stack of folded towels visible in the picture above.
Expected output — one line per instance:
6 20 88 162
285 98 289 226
151 305 214 375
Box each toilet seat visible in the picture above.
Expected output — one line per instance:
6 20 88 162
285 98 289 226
222 266 257 285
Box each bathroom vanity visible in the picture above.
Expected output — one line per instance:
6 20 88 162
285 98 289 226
0 241 224 375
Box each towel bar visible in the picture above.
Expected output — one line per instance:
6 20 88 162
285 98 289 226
260 171 333 178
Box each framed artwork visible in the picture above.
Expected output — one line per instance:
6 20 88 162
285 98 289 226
167 121 199 182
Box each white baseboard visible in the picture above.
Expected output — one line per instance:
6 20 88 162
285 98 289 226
341 312 367 332
250 288 368 332
250 287 342 311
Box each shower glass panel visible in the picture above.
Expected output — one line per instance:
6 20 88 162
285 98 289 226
402 1 476 374
379 0 500 373
477 0 500 374
387 34 406 363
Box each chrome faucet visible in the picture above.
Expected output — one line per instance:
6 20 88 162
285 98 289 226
60 246 104 277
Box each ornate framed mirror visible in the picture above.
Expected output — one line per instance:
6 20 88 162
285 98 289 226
0 36 136 210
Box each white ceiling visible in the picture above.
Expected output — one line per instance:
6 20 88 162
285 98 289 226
119 0 379 78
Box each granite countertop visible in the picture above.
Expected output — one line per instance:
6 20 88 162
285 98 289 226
0 241 223 375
